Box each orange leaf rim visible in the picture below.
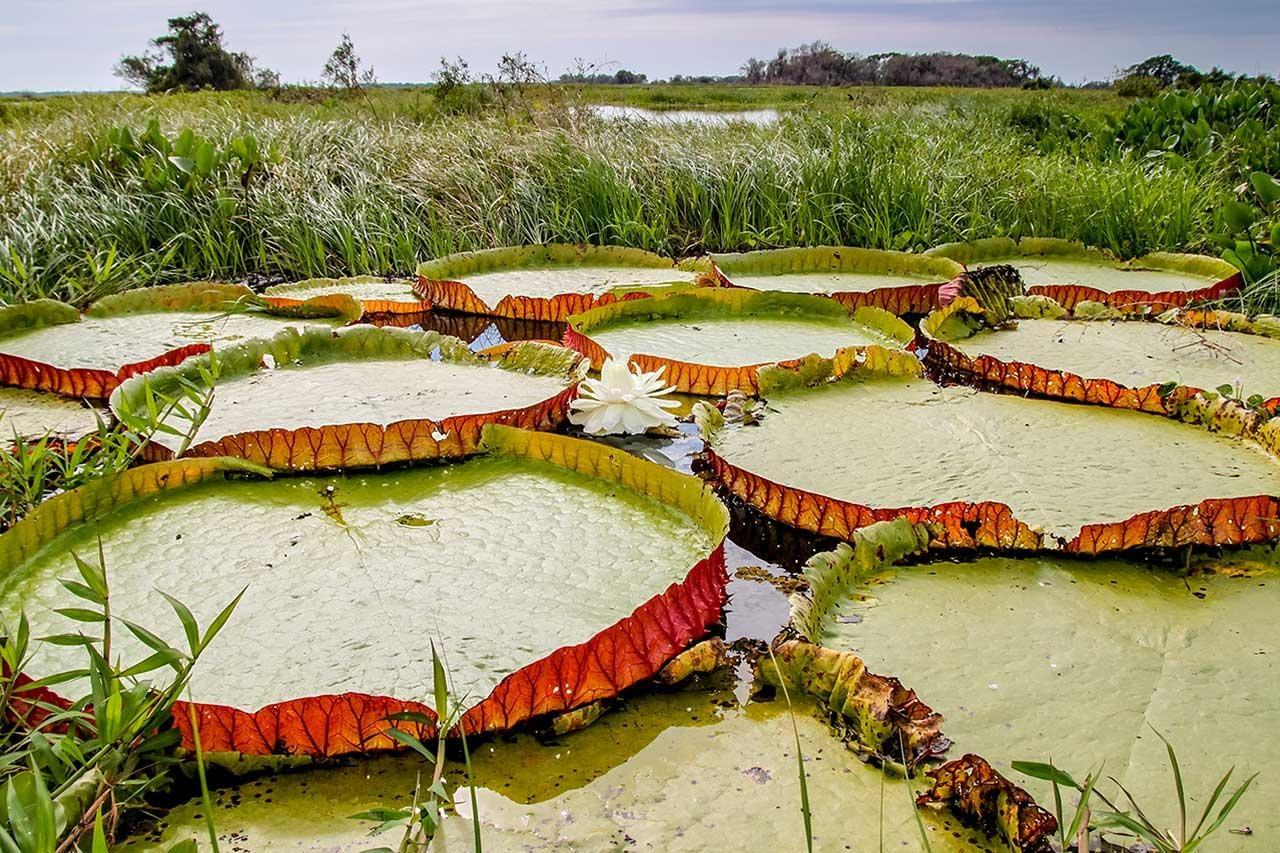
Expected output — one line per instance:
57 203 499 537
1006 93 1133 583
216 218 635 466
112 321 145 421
0 428 729 756
695 346 1280 554
111 325 588 471
414 244 710 320
564 289 914 396
924 236 1243 312
262 275 431 317
707 246 965 316
0 285 359 400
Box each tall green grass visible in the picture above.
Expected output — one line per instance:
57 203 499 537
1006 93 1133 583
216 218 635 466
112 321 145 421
0 90 1231 305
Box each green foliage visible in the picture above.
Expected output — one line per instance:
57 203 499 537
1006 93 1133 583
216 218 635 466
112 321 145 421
1015 728 1255 852
0 544 243 848
1113 80 1280 177
1212 170 1279 312
81 119 274 195
350 643 482 852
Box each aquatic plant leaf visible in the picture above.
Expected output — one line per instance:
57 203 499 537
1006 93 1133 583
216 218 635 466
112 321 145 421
918 754 1057 852
1 428 729 758
263 276 429 317
709 246 964 316
566 289 913 396
927 236 1241 311
112 327 585 470
0 286 350 399
416 244 704 320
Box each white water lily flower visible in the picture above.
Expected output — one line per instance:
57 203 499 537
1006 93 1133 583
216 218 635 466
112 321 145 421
570 359 680 436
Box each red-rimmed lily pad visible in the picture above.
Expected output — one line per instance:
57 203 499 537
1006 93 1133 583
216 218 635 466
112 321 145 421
111 326 586 470
820 545 1280 850
926 237 1242 310
263 276 429 316
415 244 708 320
708 247 964 315
0 426 728 756
0 387 102 441
695 348 1280 551
923 297 1280 415
565 289 913 395
0 284 352 399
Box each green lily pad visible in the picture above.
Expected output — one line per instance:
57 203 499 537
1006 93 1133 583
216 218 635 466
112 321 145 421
0 432 719 720
263 276 423 307
0 387 101 440
707 374 1280 541
712 247 962 295
822 548 1280 850
0 311 338 373
121 687 995 852
951 317 1280 402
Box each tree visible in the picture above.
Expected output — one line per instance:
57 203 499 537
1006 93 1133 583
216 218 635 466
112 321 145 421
322 33 376 90
1119 54 1199 88
114 12 270 93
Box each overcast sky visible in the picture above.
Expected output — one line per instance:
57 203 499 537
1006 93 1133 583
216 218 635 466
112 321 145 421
3 0 1277 92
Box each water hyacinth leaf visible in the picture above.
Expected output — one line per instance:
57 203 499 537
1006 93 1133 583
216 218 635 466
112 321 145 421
699 355 1280 551
0 427 729 757
926 237 1242 310
709 246 964 315
111 326 586 469
416 244 706 320
0 284 349 399
565 289 913 396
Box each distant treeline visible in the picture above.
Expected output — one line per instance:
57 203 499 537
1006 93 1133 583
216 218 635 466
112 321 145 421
741 42 1047 88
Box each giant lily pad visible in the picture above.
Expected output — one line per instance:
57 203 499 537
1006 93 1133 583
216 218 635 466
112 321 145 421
0 426 728 756
111 326 585 469
926 237 1241 310
819 546 1280 851
416 244 706 320
566 290 913 395
0 284 350 399
124 686 1000 852
696 349 1280 551
0 387 101 441
263 275 429 316
924 298 1280 414
709 247 964 315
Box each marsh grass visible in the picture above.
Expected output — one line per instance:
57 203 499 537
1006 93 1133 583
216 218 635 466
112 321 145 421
0 89 1229 305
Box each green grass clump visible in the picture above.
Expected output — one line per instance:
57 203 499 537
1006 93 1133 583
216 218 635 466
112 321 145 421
0 86 1234 306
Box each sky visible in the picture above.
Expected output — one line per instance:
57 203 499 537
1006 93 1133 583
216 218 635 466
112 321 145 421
3 0 1278 92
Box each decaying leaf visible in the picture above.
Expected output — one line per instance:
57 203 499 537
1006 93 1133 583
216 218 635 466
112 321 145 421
917 754 1057 852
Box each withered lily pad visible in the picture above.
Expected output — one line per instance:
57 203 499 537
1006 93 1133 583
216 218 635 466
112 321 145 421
123 687 998 852
0 427 728 756
112 326 585 469
823 548 1280 849
710 247 963 314
566 290 913 395
698 351 1280 549
926 237 1240 309
0 284 347 398
416 244 705 320
0 387 101 441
